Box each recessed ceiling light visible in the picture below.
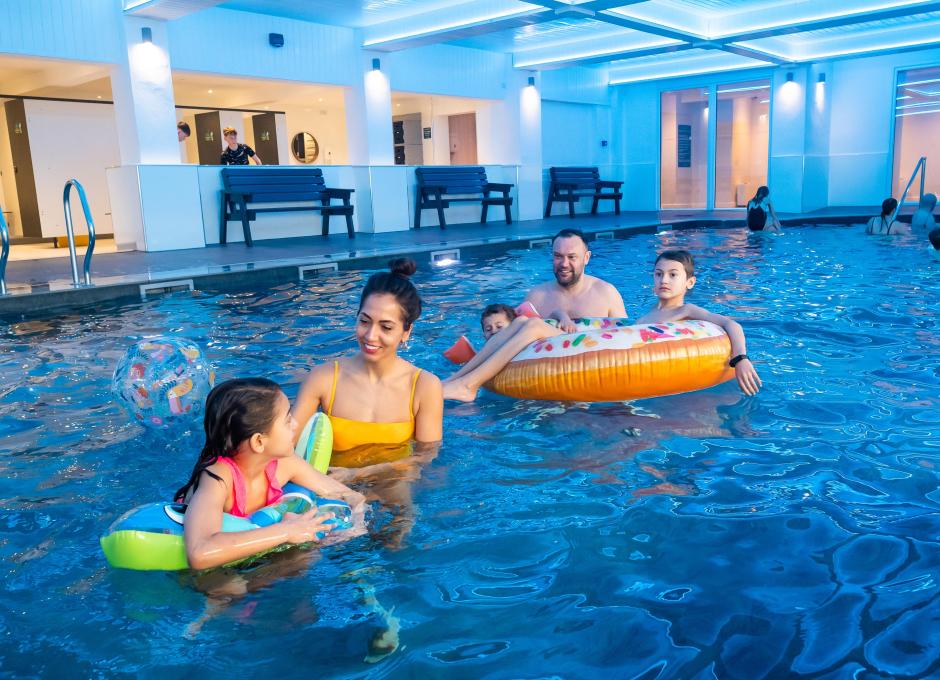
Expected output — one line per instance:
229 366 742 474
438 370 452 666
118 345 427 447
207 89 213 94
96 95 102 99
396 103 401 107
318 98 323 102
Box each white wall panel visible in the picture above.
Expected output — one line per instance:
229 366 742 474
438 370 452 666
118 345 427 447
0 0 122 62
541 66 609 106
387 45 509 100
25 99 120 237
168 8 357 85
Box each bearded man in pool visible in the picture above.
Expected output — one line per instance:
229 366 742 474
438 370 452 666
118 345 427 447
526 228 626 331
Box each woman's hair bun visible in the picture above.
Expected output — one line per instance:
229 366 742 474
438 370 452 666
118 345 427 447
388 257 417 278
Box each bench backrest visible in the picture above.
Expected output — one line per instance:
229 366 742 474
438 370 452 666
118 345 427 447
415 166 489 195
549 166 601 188
222 167 326 202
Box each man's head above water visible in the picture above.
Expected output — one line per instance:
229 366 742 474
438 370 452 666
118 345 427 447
551 229 590 289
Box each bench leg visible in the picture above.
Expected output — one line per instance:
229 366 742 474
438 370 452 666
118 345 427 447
567 189 575 218
544 194 553 218
219 199 228 244
240 208 253 247
503 200 512 225
345 211 354 238
322 212 330 236
615 197 621 215
481 202 489 223
414 192 422 229
435 190 446 230
591 196 599 214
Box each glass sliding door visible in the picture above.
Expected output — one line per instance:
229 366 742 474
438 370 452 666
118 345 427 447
714 80 770 208
660 88 708 209
892 65 940 201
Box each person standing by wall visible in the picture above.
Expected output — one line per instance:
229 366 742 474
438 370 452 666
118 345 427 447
220 127 262 166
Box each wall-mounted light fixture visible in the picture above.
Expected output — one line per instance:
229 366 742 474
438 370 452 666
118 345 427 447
141 26 152 43
818 73 826 83
268 32 284 48
786 72 794 82
527 76 535 86
372 58 381 70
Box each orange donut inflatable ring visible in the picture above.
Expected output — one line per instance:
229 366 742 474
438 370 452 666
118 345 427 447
485 318 735 402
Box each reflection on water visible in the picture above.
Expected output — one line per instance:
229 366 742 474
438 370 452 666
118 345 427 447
0 226 939 676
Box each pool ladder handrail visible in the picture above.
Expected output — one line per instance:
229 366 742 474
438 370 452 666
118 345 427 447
0 206 10 295
891 156 926 222
63 178 96 287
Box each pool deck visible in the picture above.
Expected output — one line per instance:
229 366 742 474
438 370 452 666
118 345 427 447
0 206 878 316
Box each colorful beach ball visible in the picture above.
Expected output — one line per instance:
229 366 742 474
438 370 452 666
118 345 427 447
112 338 215 429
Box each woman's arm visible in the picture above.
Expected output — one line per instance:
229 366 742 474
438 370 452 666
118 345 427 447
292 366 328 445
768 201 782 229
414 372 443 443
183 470 334 570
682 305 761 396
282 456 366 507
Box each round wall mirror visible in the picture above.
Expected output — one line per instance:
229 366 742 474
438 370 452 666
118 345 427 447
291 132 320 163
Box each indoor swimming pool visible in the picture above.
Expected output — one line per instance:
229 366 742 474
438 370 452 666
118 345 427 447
1 224 938 677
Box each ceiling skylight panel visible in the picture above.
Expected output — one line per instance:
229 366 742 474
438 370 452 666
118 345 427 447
606 2 709 36
514 32 683 67
607 49 770 84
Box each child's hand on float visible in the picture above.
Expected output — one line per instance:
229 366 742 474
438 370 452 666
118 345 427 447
735 359 762 396
282 509 334 544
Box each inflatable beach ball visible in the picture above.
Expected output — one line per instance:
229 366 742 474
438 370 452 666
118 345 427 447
112 338 215 429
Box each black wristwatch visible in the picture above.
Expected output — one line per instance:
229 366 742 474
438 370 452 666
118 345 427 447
729 354 749 368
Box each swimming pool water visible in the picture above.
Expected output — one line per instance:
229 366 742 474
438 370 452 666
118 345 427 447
1 226 939 677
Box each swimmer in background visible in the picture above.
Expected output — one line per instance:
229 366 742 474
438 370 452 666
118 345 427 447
929 228 940 259
176 378 366 571
442 229 625 402
636 250 762 396
866 198 909 235
911 193 937 232
746 186 782 232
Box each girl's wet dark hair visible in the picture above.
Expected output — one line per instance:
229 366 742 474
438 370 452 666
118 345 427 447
929 228 940 250
881 197 898 218
751 186 769 204
174 378 283 502
359 257 422 330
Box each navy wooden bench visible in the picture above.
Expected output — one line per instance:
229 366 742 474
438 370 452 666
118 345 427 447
220 167 354 246
414 166 513 229
545 167 623 218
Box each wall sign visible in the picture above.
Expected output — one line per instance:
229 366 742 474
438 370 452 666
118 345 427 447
677 124 691 168
423 127 432 139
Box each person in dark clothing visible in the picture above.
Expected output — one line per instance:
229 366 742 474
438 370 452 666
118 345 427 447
220 127 262 165
746 186 781 232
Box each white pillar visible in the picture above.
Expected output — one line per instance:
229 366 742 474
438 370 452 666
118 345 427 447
111 16 180 165
768 66 809 213
516 71 543 221
344 51 393 165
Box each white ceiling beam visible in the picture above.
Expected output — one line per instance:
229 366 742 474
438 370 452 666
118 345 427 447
516 42 693 69
364 0 653 51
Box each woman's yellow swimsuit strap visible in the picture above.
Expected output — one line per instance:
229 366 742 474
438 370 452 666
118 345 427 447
327 361 420 456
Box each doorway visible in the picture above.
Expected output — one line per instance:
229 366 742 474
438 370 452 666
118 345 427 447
448 113 477 165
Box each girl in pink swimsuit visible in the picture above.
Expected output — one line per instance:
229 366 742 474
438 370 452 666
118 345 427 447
175 378 365 570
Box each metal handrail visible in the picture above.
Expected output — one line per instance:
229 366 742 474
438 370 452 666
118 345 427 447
0 207 9 295
63 179 96 287
891 156 926 222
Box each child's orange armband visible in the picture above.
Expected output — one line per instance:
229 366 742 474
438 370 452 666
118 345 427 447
443 335 476 364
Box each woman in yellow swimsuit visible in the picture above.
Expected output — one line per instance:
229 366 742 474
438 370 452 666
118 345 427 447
293 257 443 467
